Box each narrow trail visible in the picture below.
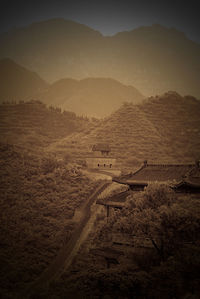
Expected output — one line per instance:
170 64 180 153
22 180 111 298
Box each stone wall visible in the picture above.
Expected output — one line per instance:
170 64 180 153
86 157 116 169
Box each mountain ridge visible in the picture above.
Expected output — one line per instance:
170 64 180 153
1 19 200 97
0 58 145 117
48 91 200 167
37 77 144 117
0 58 48 102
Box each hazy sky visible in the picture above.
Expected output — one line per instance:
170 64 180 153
1 0 200 42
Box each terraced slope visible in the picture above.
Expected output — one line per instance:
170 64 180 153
139 92 200 161
1 20 200 97
0 101 91 148
48 102 170 168
47 92 200 168
1 92 199 168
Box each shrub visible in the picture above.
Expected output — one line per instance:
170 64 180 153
41 156 59 174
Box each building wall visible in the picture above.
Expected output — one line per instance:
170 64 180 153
93 151 109 157
86 157 116 169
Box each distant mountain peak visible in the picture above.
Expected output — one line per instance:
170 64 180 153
25 18 103 37
0 20 200 97
36 76 144 118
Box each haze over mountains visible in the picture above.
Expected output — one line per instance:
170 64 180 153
0 19 200 98
0 58 144 117
37 77 144 117
0 58 47 102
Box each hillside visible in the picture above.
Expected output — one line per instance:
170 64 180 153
47 92 200 167
0 58 48 102
37 77 144 117
47 101 169 167
139 92 200 161
1 92 199 166
0 59 144 117
1 19 200 97
0 100 92 148
0 143 97 298
0 99 97 298
1 92 200 297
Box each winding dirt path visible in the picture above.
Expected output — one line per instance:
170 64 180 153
22 180 111 298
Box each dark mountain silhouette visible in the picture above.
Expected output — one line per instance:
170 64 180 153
37 77 144 117
0 58 48 103
0 19 200 97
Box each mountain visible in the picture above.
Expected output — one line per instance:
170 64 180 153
48 99 169 167
0 58 48 103
0 59 144 117
37 77 144 117
0 19 103 81
0 19 200 97
0 90 199 167
139 91 200 161
49 92 200 167
0 100 91 148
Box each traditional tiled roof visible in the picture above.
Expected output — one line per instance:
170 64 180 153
114 161 197 185
92 143 111 152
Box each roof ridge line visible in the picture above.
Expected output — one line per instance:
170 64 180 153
147 163 195 167
131 163 146 175
184 165 198 178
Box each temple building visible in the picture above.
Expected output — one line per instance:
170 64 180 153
113 160 200 193
86 143 116 169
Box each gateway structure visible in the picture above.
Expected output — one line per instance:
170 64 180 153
86 143 116 169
